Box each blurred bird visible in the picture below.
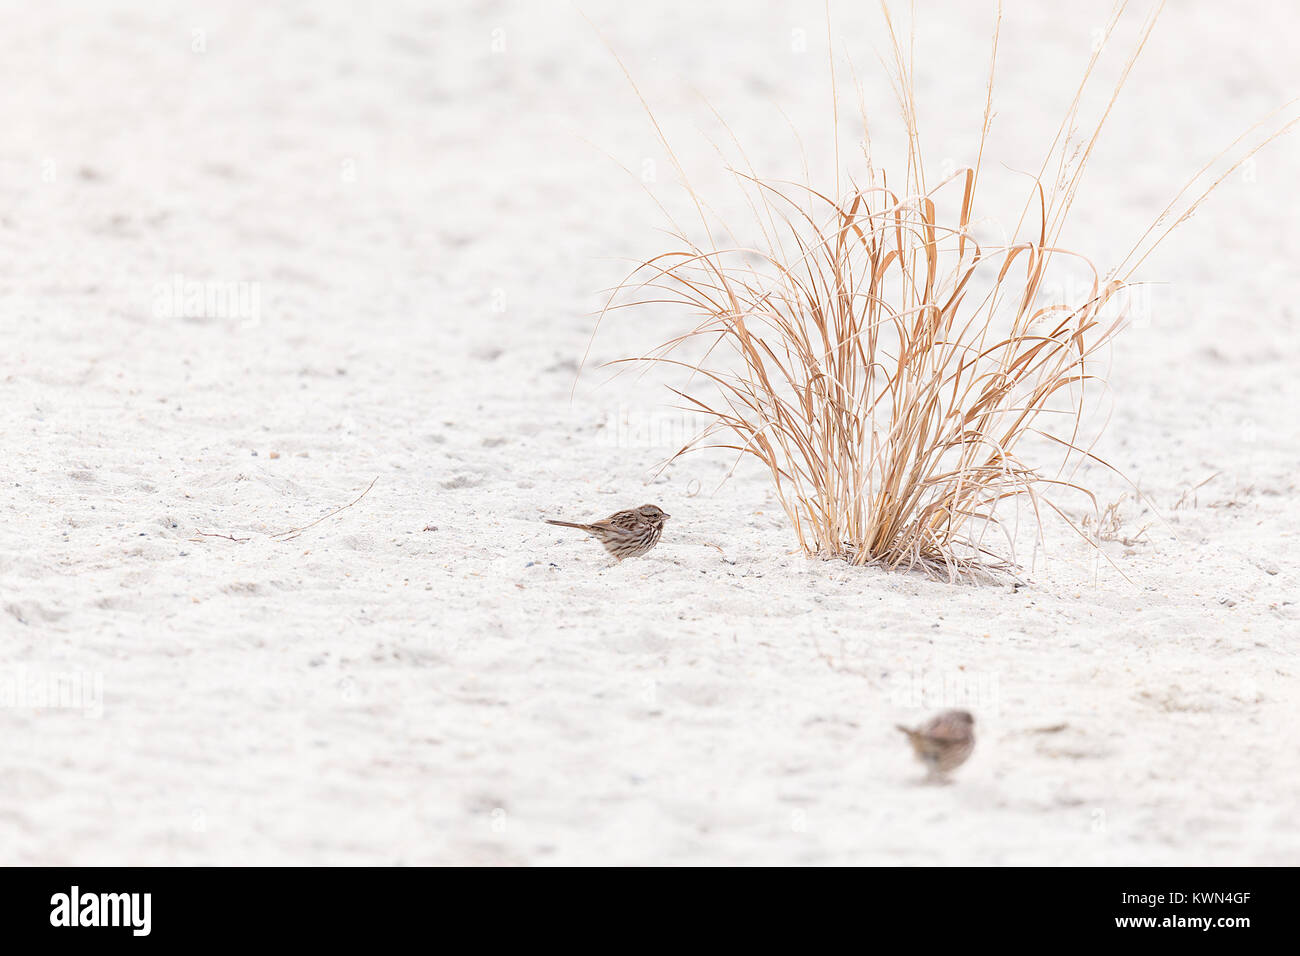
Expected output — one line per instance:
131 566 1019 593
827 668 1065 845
544 504 669 560
896 710 975 779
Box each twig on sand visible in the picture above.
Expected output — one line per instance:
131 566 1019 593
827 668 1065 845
811 636 882 688
1026 723 1069 735
1172 472 1218 512
271 476 379 543
190 531 250 543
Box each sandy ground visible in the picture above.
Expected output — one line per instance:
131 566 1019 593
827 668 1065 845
2 0 1297 865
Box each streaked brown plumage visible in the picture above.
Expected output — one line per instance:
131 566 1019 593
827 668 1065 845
544 504 670 560
896 710 975 778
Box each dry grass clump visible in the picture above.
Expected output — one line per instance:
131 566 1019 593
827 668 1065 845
592 4 1295 580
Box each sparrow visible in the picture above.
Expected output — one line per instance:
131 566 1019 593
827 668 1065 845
896 710 975 779
544 504 669 560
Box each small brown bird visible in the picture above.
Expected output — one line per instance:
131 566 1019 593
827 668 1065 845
544 504 670 561
896 710 975 779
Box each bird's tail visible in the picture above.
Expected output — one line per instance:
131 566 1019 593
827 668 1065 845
545 519 592 532
895 724 916 738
